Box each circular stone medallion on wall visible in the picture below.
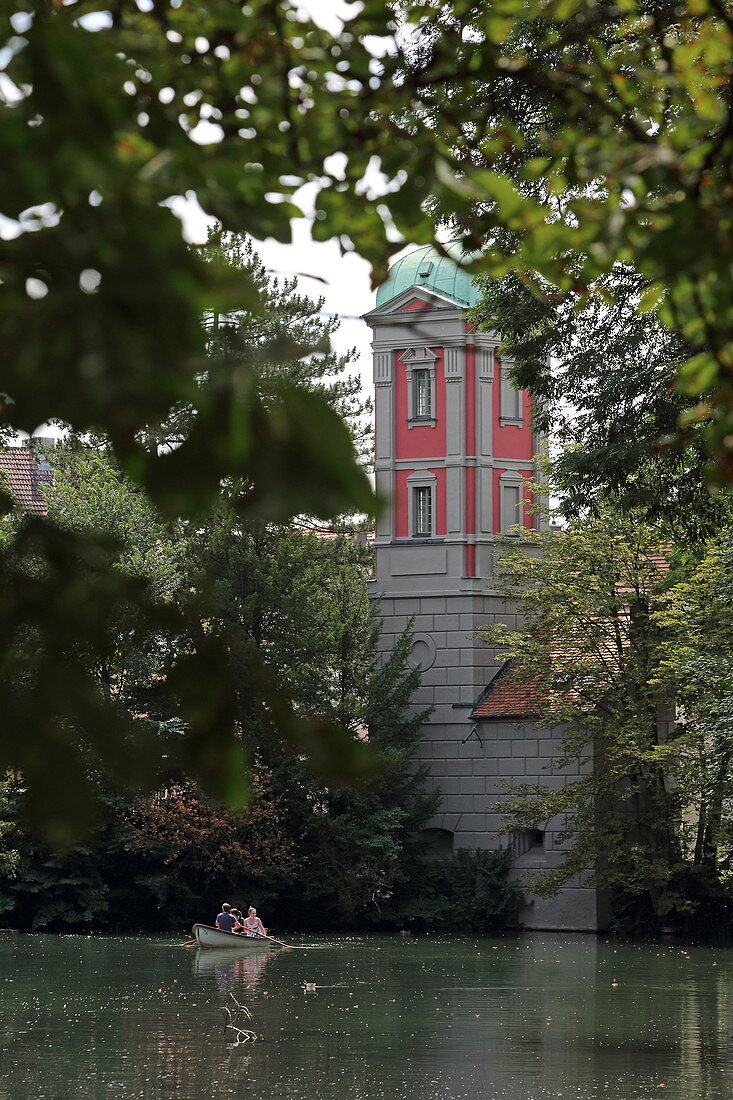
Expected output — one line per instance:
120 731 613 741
407 633 437 671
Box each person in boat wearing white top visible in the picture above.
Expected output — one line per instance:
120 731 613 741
242 907 267 938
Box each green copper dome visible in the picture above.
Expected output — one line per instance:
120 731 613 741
375 242 480 309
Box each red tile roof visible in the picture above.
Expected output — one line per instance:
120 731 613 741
471 548 672 722
471 660 542 720
0 448 50 516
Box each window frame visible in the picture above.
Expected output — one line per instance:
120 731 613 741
499 359 523 425
405 468 438 540
499 473 524 532
413 367 432 419
402 347 438 429
412 484 433 538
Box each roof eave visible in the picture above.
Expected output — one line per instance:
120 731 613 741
364 285 470 322
470 710 541 721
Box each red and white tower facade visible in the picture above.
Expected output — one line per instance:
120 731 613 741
365 244 539 583
365 245 603 930
364 241 540 832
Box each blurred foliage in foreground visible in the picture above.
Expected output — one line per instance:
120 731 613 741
7 0 733 837
0 226 379 841
2 0 409 840
401 1 733 482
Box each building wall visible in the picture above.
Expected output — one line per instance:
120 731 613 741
365 281 604 932
375 590 604 932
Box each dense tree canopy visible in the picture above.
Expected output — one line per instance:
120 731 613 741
1 233 379 839
1 0 397 835
469 268 723 538
483 501 733 930
0 446 453 931
7 0 733 831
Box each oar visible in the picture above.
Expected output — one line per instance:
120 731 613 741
249 929 295 949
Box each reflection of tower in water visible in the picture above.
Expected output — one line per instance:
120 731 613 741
676 949 732 1099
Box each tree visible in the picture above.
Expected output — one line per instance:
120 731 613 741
656 519 733 876
184 514 376 774
0 780 19 919
468 268 724 540
303 630 439 925
2 443 198 843
0 512 441 932
0 765 296 931
1 0 400 836
7 0 733 832
2 1 385 509
121 767 296 921
185 514 439 926
44 443 183 711
480 505 689 925
392 2 733 480
199 233 371 460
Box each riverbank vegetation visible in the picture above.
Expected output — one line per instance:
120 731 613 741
0 772 517 933
0 440 440 932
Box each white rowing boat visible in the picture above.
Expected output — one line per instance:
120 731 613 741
192 923 273 949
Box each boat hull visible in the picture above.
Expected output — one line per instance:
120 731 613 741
192 923 273 949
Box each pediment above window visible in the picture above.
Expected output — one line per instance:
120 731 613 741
402 346 438 364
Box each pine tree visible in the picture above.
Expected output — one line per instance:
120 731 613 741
154 232 371 465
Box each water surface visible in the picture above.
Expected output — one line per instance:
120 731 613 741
1 932 731 1099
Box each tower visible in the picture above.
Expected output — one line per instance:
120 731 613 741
365 243 604 931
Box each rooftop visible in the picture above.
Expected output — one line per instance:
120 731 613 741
0 447 51 516
471 660 542 721
375 242 481 309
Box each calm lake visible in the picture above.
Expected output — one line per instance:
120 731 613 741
1 932 731 1099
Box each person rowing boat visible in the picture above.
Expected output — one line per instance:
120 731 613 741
215 903 238 933
240 907 267 938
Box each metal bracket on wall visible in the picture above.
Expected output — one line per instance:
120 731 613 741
462 722 483 747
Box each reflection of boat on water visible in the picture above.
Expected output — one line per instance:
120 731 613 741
194 946 269 974
194 944 275 993
192 923 273 949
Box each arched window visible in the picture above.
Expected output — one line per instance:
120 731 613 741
420 827 454 859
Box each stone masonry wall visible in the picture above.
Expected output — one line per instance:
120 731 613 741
375 590 604 931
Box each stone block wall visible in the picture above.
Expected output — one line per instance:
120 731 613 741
374 588 606 931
